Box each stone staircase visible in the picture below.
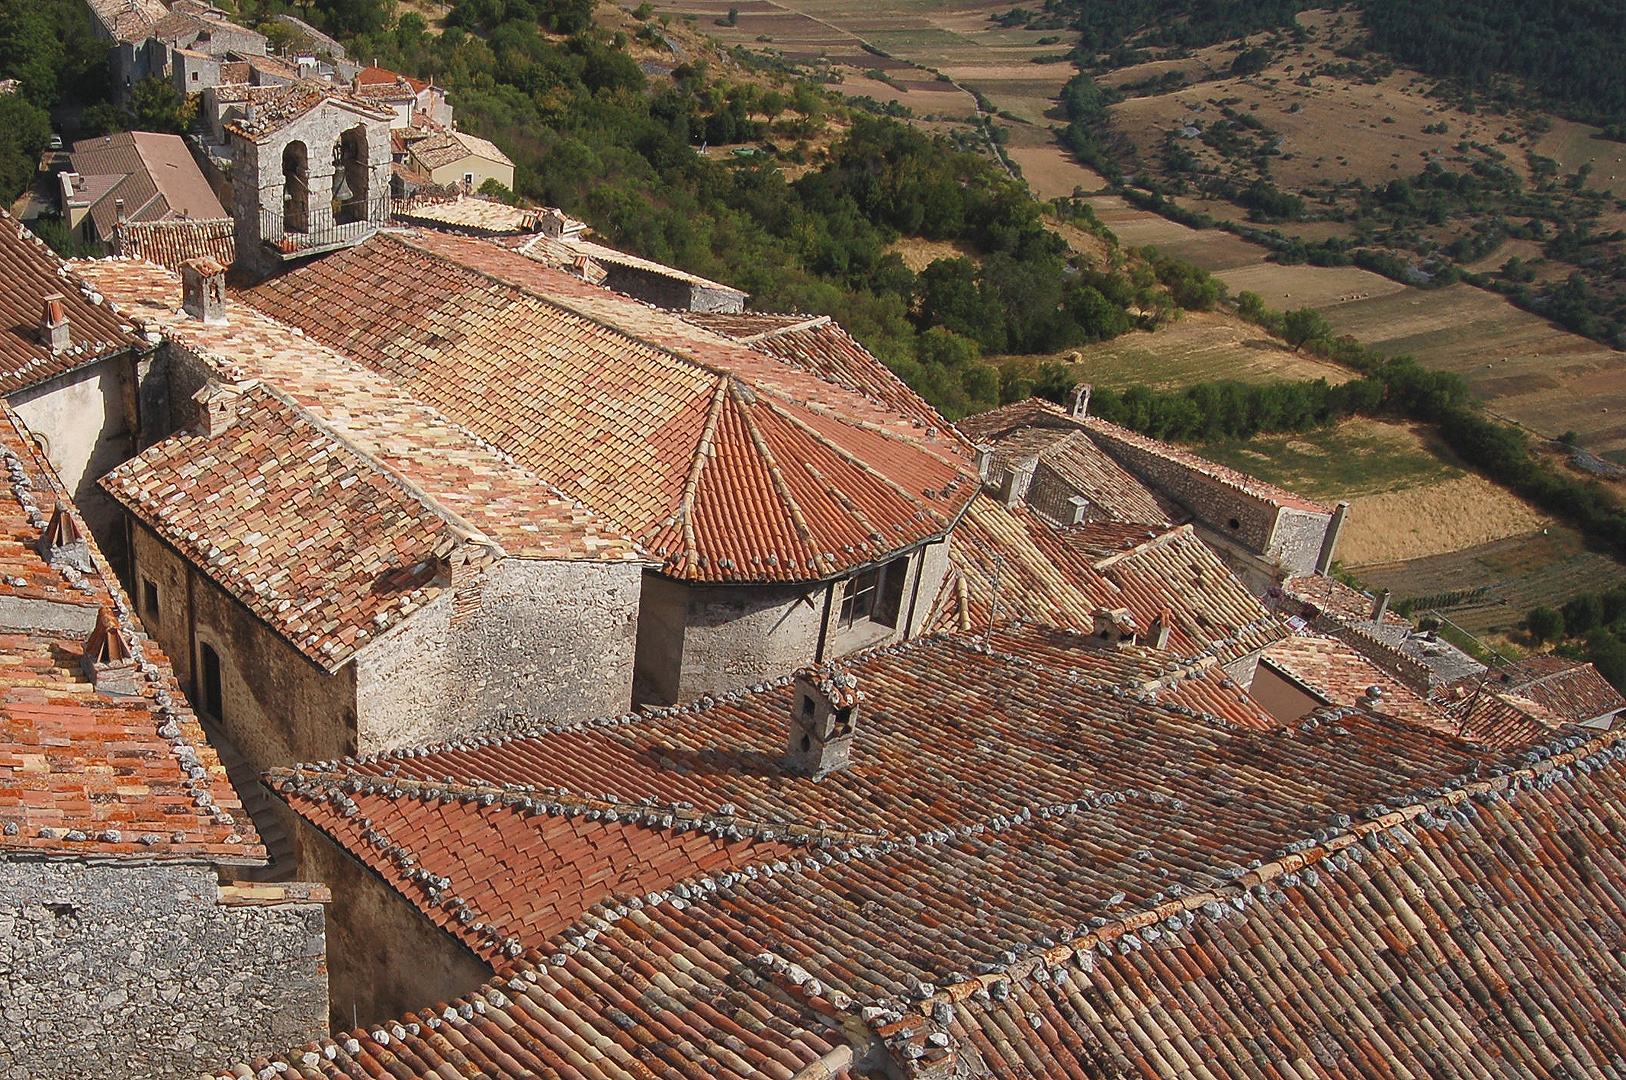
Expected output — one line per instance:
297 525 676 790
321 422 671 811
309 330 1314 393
206 727 298 882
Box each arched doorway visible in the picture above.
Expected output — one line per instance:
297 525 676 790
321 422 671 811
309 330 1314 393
282 140 308 233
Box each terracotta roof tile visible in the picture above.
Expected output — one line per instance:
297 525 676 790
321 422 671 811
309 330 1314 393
0 406 261 863
1440 655 1626 746
0 215 137 395
114 217 236 271
1263 633 1458 737
76 257 645 667
237 231 974 582
227 630 1626 1080
936 495 1283 663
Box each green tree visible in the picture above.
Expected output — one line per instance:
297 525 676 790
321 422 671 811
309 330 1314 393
0 94 49 202
1281 306 1331 349
1526 606 1565 644
129 76 194 134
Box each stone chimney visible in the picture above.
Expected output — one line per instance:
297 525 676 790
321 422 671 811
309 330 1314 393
41 294 70 353
1091 607 1138 646
1314 500 1350 574
1370 589 1390 623
192 381 243 436
83 609 141 697
974 446 994 483
998 456 1037 508
538 208 585 241
1065 495 1091 526
1147 608 1173 651
180 256 228 324
788 666 860 779
1071 383 1093 419
39 501 92 571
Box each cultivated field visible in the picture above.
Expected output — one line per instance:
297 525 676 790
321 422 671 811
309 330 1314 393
1357 527 1626 636
1061 309 1352 389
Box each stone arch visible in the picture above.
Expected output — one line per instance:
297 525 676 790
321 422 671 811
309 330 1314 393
281 140 309 233
333 124 369 225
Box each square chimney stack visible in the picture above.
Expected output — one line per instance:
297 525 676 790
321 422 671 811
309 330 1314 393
41 294 70 353
788 666 860 779
180 256 229 324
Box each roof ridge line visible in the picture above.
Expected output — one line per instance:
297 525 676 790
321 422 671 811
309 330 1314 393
730 379 822 558
1091 521 1194 570
736 314 830 343
760 397 953 530
391 231 739 383
244 379 508 568
267 766 884 846
680 378 728 571
903 722 1626 1019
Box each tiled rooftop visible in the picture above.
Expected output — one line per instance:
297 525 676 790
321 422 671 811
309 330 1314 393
1441 654 1626 746
238 231 974 583
0 214 136 395
954 399 1176 525
77 257 644 668
274 626 1540 958
1263 633 1455 736
936 494 1283 662
688 312 945 430
114 217 236 271
224 81 393 140
391 195 535 234
84 0 167 41
67 131 226 237
0 406 261 863
227 626 1626 1080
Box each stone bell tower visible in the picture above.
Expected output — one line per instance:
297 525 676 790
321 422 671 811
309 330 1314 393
227 84 393 276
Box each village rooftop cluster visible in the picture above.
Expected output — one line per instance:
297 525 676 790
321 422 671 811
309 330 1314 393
3 12 1626 1080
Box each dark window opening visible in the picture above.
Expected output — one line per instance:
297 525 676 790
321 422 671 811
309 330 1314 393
200 642 223 722
141 579 159 626
838 555 909 631
801 695 814 720
1227 517 1242 531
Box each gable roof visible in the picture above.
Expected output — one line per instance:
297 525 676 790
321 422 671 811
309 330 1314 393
0 214 136 395
224 628 1626 1080
936 494 1283 663
84 0 167 41
66 131 226 237
238 231 976 583
77 257 645 670
0 405 261 864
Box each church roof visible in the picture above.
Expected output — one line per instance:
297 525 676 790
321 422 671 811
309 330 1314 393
239 230 976 584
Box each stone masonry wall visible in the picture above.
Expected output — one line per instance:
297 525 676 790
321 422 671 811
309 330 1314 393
0 861 326 1080
1268 508 1332 577
296 824 489 1030
352 559 642 752
635 537 951 706
130 522 361 774
1087 431 1281 553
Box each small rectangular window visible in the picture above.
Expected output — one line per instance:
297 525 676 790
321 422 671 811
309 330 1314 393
141 578 160 626
838 556 908 631
200 643 224 722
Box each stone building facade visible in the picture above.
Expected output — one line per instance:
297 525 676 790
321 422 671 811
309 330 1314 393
0 214 144 563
